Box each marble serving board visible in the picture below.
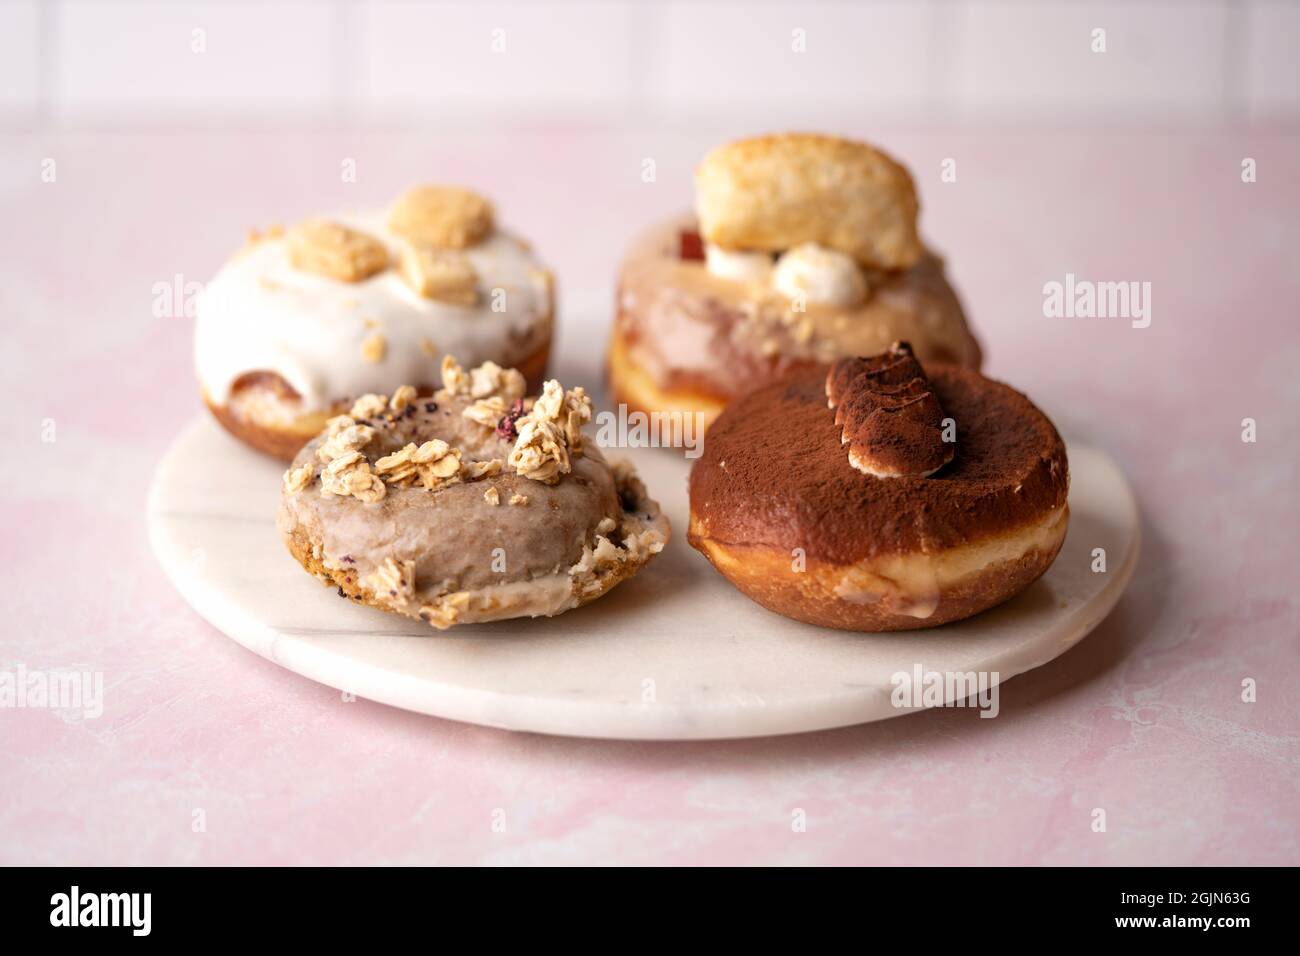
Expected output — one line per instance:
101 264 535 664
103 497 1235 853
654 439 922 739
147 416 1139 740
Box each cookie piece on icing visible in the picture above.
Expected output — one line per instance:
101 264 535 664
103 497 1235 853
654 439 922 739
397 241 479 305
388 185 494 249
287 219 389 282
694 133 922 271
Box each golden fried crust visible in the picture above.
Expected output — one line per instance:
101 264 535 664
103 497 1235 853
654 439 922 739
282 518 659 626
205 337 552 460
205 393 327 461
695 133 923 270
605 324 731 432
688 514 1067 632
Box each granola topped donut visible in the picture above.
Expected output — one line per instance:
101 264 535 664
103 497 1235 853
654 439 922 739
196 185 554 460
608 133 980 430
277 356 669 630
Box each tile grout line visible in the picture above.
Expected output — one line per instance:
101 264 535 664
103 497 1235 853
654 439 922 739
1222 0 1246 126
624 0 661 127
927 0 955 125
36 0 61 130
331 0 359 124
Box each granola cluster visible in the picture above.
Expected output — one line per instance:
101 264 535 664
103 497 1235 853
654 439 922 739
311 417 386 503
282 463 314 494
347 386 418 422
285 356 597 516
364 557 415 608
569 516 666 599
320 453 385 504
508 380 593 484
566 458 664 596
317 418 376 462
358 555 476 628
455 359 528 431
440 356 585 485
441 357 526 405
283 379 523 504
417 591 471 630
373 439 463 491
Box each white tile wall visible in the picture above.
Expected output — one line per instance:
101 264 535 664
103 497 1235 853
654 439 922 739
54 0 336 119
949 0 1230 119
3 0 1296 126
1244 0 1300 118
0 1 41 119
353 1 636 117
648 1 937 117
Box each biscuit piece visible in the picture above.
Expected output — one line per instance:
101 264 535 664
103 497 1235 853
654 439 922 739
397 241 479 305
694 133 922 271
388 186 494 249
288 219 389 282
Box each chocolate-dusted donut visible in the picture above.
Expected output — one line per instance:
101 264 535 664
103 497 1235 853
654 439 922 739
688 349 1068 631
278 357 668 629
607 134 981 431
197 186 555 461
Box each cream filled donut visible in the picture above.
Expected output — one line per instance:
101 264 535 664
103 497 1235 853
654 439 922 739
688 344 1068 632
197 186 554 460
608 134 981 430
277 357 669 629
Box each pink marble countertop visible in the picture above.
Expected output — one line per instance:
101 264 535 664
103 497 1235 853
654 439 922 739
1 127 1297 865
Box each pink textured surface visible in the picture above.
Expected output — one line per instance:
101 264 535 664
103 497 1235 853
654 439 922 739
1 128 1297 865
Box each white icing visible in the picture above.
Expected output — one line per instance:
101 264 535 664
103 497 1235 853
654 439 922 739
195 209 552 410
704 243 772 285
772 242 867 308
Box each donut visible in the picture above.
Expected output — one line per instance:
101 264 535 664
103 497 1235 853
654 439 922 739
687 344 1068 631
197 186 555 461
277 356 669 629
608 133 980 432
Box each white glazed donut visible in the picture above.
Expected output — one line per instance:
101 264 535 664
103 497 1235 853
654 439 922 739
196 188 554 460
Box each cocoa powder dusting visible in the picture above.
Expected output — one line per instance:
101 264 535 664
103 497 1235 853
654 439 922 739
689 364 1068 564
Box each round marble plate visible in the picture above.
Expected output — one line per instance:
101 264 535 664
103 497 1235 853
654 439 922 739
148 416 1139 740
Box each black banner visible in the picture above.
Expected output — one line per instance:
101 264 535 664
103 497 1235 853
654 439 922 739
0 866 1284 942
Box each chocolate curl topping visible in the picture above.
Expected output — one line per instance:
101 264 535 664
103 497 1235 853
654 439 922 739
825 342 954 478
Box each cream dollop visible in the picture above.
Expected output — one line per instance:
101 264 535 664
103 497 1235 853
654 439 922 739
704 244 773 286
772 242 868 308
